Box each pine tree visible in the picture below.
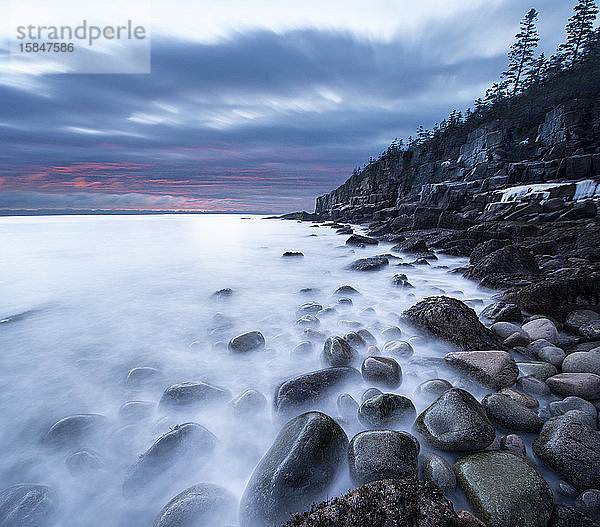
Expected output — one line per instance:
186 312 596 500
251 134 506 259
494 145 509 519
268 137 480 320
582 25 600 58
525 53 549 87
502 8 540 96
559 0 599 66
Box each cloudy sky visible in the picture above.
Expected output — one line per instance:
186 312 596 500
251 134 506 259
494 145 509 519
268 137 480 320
0 0 578 213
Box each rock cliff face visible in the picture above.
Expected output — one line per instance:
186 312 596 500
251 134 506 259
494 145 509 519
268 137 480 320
315 96 600 223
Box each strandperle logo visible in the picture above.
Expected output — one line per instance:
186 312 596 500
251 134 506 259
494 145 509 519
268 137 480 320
15 20 147 46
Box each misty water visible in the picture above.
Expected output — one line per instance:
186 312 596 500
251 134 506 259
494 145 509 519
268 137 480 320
0 214 555 525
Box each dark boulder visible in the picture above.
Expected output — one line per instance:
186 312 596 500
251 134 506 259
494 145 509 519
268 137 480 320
284 479 465 527
348 430 419 486
412 207 442 230
454 451 553 527
361 356 402 388
322 336 355 367
480 302 523 323
346 257 389 272
470 239 510 265
229 331 266 353
402 296 503 351
358 393 416 429
123 422 217 496
467 245 539 282
444 351 518 390
274 367 360 414
153 483 236 527
481 393 542 432
419 452 457 493
159 382 231 410
414 389 495 452
239 412 348 527
42 414 106 449
548 505 600 527
346 235 379 246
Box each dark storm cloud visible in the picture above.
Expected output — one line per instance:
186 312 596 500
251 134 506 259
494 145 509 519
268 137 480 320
0 0 576 212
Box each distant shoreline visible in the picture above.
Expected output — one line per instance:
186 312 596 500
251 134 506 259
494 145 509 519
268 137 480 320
0 210 276 217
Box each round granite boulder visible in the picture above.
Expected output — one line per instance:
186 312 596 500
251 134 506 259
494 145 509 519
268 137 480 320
229 331 266 352
361 357 402 388
322 337 355 367
482 393 542 433
358 394 416 429
0 484 58 527
454 450 553 527
444 351 518 389
414 389 495 451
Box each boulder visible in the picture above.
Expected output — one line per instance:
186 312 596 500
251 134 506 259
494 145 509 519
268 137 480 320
231 390 268 416
546 373 600 400
481 393 542 432
548 505 600 527
239 412 348 527
42 414 106 448
468 245 539 282
547 396 597 419
444 351 519 389
470 239 510 265
565 310 600 340
419 452 457 494
153 483 236 527
533 410 600 490
348 431 419 486
562 348 600 376
522 318 559 345
382 340 414 360
229 331 266 353
412 207 442 230
358 393 416 429
346 257 389 272
499 387 539 408
361 357 402 388
274 367 360 414
322 337 355 367
517 361 558 381
336 393 359 421
454 450 553 527
159 382 231 410
65 449 104 476
414 389 495 451
500 434 527 456
480 302 523 323
402 296 503 351
346 234 379 246
296 302 323 316
414 379 453 404
283 479 463 527
0 485 58 527
123 422 217 496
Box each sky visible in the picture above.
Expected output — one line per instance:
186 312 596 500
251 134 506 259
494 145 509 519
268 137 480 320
0 0 580 213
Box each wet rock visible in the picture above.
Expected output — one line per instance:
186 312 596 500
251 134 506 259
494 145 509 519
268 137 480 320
491 322 527 340
470 239 510 265
392 274 414 288
444 351 518 389
335 286 359 295
498 387 539 408
546 373 600 400
126 366 160 385
43 414 106 448
231 390 267 416
382 340 414 360
274 367 360 414
414 379 453 403
345 332 366 350
517 361 558 381
229 331 266 353
119 401 155 423
537 346 566 368
348 431 418 486
548 396 598 419
418 452 456 493
481 302 523 323
454 450 553 527
414 389 495 452
358 393 416 429
0 484 58 527
361 357 402 388
504 331 531 347
295 315 320 328
159 382 231 410
346 257 389 272
154 483 236 527
565 310 600 340
577 489 600 517
296 302 323 316
562 348 600 376
501 269 600 321
212 288 233 299
557 481 579 498
517 375 551 395
522 318 559 345
291 341 313 355
403 296 503 351
482 393 542 432
500 434 526 456
361 388 382 402
346 234 378 246
337 297 353 306
548 505 600 527
357 329 377 346
239 412 348 527
337 393 359 421
284 479 463 527
468 245 539 281
533 410 600 490
65 449 103 476
322 336 355 367
123 423 217 497
381 326 403 341
455 510 487 527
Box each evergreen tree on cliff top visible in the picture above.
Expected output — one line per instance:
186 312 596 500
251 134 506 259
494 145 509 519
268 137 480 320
560 0 599 66
501 8 540 96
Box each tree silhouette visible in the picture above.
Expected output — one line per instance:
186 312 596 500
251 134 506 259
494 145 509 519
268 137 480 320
560 0 599 66
502 8 540 96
